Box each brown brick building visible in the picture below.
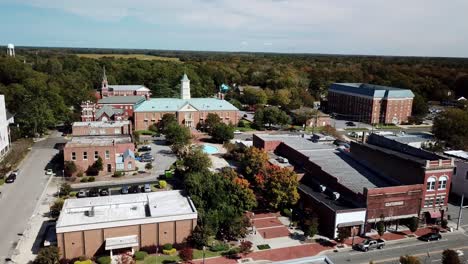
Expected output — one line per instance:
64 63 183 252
327 83 414 124
134 74 239 130
56 191 197 259
254 134 436 238
72 121 132 136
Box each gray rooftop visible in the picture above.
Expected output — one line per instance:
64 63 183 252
135 98 239 112
67 135 132 147
108 85 149 91
73 120 130 128
255 134 336 151
384 133 434 144
56 190 197 233
99 96 146 105
299 184 362 211
330 83 415 99
300 148 391 194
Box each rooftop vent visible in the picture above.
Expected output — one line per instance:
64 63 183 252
319 185 326 192
131 206 138 211
86 207 95 217
332 192 340 200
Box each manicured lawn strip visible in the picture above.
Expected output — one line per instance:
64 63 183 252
257 244 271 250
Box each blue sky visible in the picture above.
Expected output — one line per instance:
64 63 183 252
1 0 468 57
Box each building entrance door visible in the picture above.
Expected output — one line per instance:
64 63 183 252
107 164 112 172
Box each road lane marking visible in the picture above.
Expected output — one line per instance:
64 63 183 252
371 245 468 264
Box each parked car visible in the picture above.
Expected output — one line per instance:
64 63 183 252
120 186 129 194
356 239 385 251
277 157 289 164
143 184 152 193
88 188 99 197
141 154 154 162
129 185 141 193
346 121 356 126
138 145 152 152
418 232 441 242
234 130 242 134
99 188 110 196
5 173 16 183
45 169 53 175
77 189 87 198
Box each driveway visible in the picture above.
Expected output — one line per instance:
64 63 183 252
138 137 177 176
0 131 65 262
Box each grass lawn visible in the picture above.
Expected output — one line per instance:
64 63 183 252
76 53 180 62
193 249 223 259
0 178 4 185
235 126 256 132
137 255 180 264
374 125 400 129
344 127 369 131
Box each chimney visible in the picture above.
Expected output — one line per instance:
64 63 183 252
145 94 150 101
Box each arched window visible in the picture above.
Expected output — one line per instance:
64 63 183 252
438 176 448 190
426 177 436 191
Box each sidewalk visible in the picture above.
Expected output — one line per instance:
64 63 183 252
12 177 59 263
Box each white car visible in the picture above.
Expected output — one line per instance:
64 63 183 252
45 169 53 175
234 130 242 134
456 249 464 256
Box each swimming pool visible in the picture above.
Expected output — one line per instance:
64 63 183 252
202 144 219 154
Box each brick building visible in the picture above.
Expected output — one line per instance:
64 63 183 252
72 121 132 136
134 74 239 130
327 83 414 124
80 96 145 122
98 67 151 98
254 134 427 238
63 135 135 174
351 134 454 222
56 191 197 259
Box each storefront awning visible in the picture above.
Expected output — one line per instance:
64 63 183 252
337 221 364 228
427 211 442 219
105 235 139 250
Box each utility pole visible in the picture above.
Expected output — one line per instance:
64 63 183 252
457 194 464 230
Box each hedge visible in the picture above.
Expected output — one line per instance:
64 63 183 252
162 243 173 250
162 248 177 255
96 256 111 264
134 251 148 261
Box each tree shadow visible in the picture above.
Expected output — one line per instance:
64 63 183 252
31 221 55 254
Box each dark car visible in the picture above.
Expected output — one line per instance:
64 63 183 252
129 185 141 193
88 187 99 197
141 156 154 162
346 121 356 126
99 188 109 196
5 173 16 183
138 145 152 152
418 232 441 242
121 186 129 194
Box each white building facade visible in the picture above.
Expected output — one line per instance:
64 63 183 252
0 95 13 159
445 150 468 197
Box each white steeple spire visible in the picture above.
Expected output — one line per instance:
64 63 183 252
181 73 191 99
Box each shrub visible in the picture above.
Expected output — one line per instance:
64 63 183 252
134 251 148 261
80 177 88 183
59 183 72 196
377 221 385 237
140 245 158 254
257 244 271 250
86 165 99 176
282 208 292 218
34 246 60 264
179 247 193 261
113 171 124 177
162 248 177 255
64 161 77 177
88 176 95 182
441 219 448 229
210 243 229 252
239 241 253 254
96 256 111 264
159 180 167 189
74 260 92 264
408 217 419 232
222 248 240 259
145 163 153 170
162 243 173 250
76 171 83 178
442 249 461 264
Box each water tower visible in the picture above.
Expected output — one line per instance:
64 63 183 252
7 44 15 57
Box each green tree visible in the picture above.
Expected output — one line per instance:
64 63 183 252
336 227 351 245
165 122 191 154
442 249 461 264
377 221 385 237
412 93 429 117
399 255 421 264
50 198 64 216
204 113 222 134
408 217 419 232
158 113 177 133
255 164 299 210
304 217 319 238
241 147 269 180
34 246 60 264
64 161 77 177
255 106 290 128
211 123 234 143
59 182 72 197
433 108 468 150
182 147 212 173
242 87 267 105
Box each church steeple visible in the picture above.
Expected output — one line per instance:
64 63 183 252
181 73 191 99
102 66 108 88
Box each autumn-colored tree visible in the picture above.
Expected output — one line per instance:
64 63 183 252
241 147 268 181
255 164 299 210
204 113 222 134
442 249 461 264
399 255 421 264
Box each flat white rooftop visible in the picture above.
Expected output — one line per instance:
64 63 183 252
73 120 130 128
444 150 468 161
56 190 197 233
67 135 132 147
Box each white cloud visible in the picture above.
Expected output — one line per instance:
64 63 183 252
7 0 468 56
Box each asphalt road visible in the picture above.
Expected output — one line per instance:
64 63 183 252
328 231 468 264
0 132 65 262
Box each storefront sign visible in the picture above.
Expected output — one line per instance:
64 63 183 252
385 201 404 207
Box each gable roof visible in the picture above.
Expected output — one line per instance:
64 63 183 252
96 105 123 118
99 96 146 105
134 98 239 112
123 149 135 160
108 85 150 92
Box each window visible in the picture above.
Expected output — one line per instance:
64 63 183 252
94 151 99 160
465 171 468 180
83 151 88 160
435 196 445 206
426 177 436 191
127 163 132 170
105 150 110 159
100 129 105 135
454 167 457 175
114 128 120 134
438 176 448 190
424 198 434 207
90 129 97 135
71 152 76 161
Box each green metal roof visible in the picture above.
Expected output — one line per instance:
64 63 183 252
330 83 415 99
98 96 146 105
134 98 239 112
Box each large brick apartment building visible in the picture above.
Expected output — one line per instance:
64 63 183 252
253 133 452 238
327 83 414 124
56 191 197 259
133 74 239 130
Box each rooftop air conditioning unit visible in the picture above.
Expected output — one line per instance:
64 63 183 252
332 192 340 200
319 185 326 192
